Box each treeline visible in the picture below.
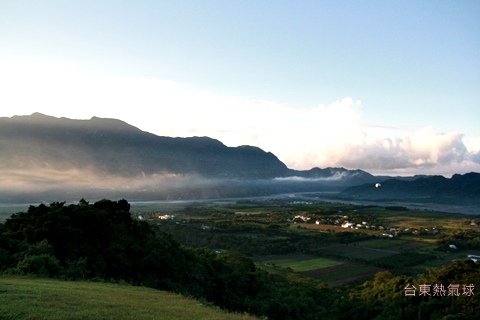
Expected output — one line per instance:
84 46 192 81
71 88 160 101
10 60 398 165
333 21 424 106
0 200 479 319
0 199 330 318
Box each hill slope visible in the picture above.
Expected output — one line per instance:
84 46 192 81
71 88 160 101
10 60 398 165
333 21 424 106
0 277 256 320
340 172 480 205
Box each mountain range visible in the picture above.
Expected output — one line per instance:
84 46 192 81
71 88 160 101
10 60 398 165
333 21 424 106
340 172 480 206
0 113 478 205
0 113 290 179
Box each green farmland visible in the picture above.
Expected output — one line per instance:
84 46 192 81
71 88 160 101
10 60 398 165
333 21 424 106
260 254 343 272
149 197 480 287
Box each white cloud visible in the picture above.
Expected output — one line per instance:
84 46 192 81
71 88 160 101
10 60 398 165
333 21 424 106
1 60 479 176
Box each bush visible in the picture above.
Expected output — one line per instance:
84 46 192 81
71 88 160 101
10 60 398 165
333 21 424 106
64 257 89 280
17 254 61 277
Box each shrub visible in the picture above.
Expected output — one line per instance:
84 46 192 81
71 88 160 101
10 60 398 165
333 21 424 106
17 254 61 277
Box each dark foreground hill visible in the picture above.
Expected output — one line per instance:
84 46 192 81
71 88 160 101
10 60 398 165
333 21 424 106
340 172 480 206
0 113 376 201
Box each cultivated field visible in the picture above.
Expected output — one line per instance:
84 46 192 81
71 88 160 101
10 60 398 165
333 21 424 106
142 196 479 287
2 195 478 289
258 254 342 271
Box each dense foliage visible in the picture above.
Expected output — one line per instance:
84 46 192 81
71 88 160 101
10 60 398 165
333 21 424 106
1 200 478 319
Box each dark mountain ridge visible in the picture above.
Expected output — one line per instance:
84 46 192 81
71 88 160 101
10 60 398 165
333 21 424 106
3 113 477 205
0 113 381 201
0 113 378 180
1 113 290 179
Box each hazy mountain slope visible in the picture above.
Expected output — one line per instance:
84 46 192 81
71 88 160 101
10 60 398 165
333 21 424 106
0 113 289 179
340 172 480 205
0 113 422 202
289 167 375 184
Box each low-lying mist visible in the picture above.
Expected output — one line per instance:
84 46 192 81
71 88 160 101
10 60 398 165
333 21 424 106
273 170 351 182
0 166 345 204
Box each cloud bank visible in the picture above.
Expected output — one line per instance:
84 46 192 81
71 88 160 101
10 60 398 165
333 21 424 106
0 167 196 193
1 60 479 176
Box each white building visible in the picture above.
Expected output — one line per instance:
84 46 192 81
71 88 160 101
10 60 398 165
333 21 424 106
159 214 175 220
341 221 355 228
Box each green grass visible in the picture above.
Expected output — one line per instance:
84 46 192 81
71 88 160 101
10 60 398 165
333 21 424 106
316 244 398 261
315 265 377 282
0 277 257 320
264 257 342 272
355 238 408 249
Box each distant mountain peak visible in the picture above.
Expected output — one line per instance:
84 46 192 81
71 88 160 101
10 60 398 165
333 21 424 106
4 114 475 202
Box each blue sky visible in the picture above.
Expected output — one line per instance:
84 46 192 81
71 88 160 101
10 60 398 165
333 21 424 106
1 0 479 176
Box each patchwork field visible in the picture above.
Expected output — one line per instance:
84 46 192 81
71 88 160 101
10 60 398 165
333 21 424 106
316 243 397 260
301 263 381 286
255 253 384 286
260 254 343 272
354 238 408 249
5 196 477 290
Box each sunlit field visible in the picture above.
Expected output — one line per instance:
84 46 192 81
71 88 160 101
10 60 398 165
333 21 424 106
143 197 479 287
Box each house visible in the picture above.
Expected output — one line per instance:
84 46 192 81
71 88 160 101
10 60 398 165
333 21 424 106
293 215 311 223
468 255 480 263
341 221 355 229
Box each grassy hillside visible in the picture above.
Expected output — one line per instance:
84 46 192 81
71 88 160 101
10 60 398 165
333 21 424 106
0 277 257 320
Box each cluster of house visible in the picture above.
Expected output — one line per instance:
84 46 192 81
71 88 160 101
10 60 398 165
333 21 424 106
340 221 381 230
289 201 313 205
468 255 480 263
338 220 404 238
286 212 461 240
158 214 175 220
286 215 312 223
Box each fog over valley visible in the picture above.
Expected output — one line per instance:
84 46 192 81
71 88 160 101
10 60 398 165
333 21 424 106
0 114 478 210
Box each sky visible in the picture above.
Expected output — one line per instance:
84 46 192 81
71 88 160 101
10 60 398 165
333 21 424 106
1 0 479 176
